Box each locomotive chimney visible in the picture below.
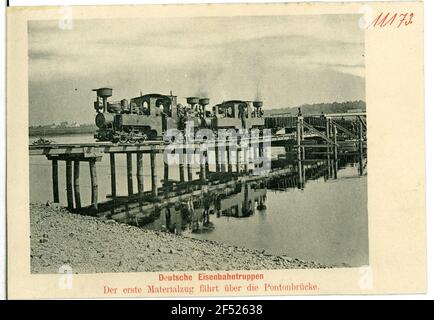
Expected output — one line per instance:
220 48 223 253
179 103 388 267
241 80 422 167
93 87 113 112
253 101 263 108
186 97 199 108
199 98 209 107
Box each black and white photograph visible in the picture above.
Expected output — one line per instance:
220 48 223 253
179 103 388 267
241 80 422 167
28 13 368 275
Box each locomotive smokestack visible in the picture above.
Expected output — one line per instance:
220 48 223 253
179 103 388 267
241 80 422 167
199 98 209 107
253 101 263 108
186 97 199 108
93 87 113 112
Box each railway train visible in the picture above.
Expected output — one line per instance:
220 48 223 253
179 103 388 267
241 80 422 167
92 87 265 143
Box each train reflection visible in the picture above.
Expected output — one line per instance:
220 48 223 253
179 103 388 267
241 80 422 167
106 154 365 236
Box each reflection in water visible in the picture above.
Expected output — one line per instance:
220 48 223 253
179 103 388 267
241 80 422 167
128 159 363 231
134 155 365 228
30 135 367 267
115 153 368 267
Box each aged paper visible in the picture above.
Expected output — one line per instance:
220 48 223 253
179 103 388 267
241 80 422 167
7 1 425 298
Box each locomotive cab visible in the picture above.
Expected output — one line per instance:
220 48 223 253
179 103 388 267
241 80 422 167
246 101 265 130
212 100 264 131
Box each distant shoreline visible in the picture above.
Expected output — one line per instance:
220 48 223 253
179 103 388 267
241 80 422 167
29 126 97 137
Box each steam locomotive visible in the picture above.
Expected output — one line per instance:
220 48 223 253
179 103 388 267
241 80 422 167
92 87 265 143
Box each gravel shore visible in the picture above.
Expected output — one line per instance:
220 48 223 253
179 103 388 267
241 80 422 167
30 203 328 274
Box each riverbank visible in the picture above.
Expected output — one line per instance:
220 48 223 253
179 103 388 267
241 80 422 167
30 203 328 274
29 125 97 137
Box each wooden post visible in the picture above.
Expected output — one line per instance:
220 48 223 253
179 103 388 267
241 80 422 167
214 141 220 173
297 117 305 189
236 137 241 174
73 160 81 209
226 137 232 173
126 153 133 196
136 153 144 195
326 118 331 175
285 144 291 162
179 148 185 183
296 117 302 162
358 120 364 176
300 117 305 160
89 159 98 211
65 160 74 210
220 140 226 173
204 149 210 176
244 138 250 173
110 153 116 198
259 131 264 158
298 159 304 190
200 147 207 183
163 153 169 184
187 149 193 182
51 159 59 203
333 124 338 179
150 152 158 197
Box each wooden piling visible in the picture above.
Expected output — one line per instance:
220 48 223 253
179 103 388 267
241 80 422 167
126 153 133 196
326 118 331 175
259 131 264 158
296 117 302 162
220 140 226 173
358 120 364 176
300 117 305 160
236 139 241 174
179 148 185 183
65 160 74 210
333 124 338 179
214 141 220 173
298 159 304 190
244 138 249 173
226 137 232 173
200 148 207 182
150 152 158 197
109 153 116 198
204 148 210 176
51 159 59 203
73 160 81 209
136 153 144 195
285 144 291 162
187 149 193 182
89 159 98 211
163 153 169 184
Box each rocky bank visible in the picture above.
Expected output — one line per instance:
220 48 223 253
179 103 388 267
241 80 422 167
30 203 328 274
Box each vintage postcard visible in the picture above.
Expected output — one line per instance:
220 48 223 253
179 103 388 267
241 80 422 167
6 1 425 299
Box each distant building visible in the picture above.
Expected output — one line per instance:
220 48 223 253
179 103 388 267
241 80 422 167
347 109 364 113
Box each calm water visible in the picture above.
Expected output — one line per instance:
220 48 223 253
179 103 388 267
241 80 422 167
30 134 368 267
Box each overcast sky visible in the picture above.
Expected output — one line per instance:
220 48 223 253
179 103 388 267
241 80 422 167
28 15 365 126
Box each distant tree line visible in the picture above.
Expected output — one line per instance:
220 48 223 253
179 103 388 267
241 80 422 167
264 100 366 116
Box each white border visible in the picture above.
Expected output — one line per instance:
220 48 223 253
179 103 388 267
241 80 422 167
1 0 6 301
1 0 432 300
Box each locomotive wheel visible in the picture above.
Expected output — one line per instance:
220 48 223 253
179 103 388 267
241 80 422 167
119 136 128 144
